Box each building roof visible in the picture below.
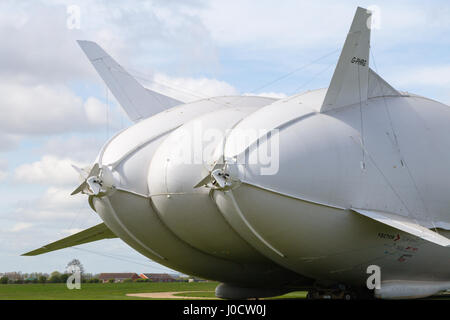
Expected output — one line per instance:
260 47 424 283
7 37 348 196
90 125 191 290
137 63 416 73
140 273 175 280
98 273 138 280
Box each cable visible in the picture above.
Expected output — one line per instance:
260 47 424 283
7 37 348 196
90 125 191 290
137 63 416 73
248 48 340 94
123 48 341 106
70 247 175 273
106 86 110 140
357 64 366 168
284 62 336 100
370 50 439 232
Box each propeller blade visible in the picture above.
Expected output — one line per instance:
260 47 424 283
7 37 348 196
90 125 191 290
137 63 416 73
193 161 223 189
71 164 84 175
89 163 100 177
70 163 114 196
70 182 87 195
193 174 213 189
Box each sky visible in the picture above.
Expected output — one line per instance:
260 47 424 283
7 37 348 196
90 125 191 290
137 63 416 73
1 0 450 275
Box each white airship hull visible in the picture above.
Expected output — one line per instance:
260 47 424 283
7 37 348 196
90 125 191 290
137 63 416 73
91 96 312 288
91 90 450 296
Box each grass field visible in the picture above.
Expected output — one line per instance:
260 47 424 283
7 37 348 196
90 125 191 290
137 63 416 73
0 282 309 300
0 282 218 300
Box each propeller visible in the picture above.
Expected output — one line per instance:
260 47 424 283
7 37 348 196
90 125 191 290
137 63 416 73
70 163 115 196
193 161 239 190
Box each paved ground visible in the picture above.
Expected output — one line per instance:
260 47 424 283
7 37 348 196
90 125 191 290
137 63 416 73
126 291 217 299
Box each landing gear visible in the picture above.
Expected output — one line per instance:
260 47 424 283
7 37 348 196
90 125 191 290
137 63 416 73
306 287 373 300
307 289 354 300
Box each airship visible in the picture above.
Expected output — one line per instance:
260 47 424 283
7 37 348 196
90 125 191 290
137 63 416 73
23 7 450 299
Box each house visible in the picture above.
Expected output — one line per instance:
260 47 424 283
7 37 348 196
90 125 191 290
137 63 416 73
98 273 140 283
140 273 177 282
188 276 208 283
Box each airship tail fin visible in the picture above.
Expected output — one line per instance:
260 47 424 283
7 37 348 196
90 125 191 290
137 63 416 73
321 7 372 112
21 223 117 256
352 208 450 247
77 40 183 123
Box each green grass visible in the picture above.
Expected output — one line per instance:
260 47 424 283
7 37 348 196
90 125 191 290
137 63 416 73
0 282 219 300
172 290 308 299
267 291 308 299
172 291 216 298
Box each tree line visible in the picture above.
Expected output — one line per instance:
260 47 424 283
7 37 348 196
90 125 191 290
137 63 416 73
0 271 102 284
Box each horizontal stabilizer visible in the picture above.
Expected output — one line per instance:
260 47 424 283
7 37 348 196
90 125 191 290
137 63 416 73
78 40 183 122
352 208 450 247
22 223 117 256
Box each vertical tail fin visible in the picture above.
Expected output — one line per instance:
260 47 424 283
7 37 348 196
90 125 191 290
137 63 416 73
320 7 372 112
78 41 182 122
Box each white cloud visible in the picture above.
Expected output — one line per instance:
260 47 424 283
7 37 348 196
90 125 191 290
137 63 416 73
0 158 8 170
13 186 93 222
0 134 21 151
0 81 125 135
0 82 84 134
243 92 287 99
0 1 93 84
198 1 450 50
61 228 84 235
38 187 85 212
14 155 88 186
0 0 217 85
10 222 33 232
84 97 117 126
199 1 348 48
0 170 8 182
0 158 8 181
0 0 218 144
41 136 105 162
392 65 450 87
147 73 239 102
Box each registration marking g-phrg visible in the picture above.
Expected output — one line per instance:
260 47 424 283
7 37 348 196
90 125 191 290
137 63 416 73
351 56 367 66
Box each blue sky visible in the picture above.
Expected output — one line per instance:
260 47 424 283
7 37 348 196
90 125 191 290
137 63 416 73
1 0 449 275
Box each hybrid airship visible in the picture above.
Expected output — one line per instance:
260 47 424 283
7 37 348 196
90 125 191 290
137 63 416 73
24 7 450 299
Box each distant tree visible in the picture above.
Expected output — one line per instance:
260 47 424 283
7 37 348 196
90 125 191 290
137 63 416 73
38 275 47 283
60 273 69 283
49 271 62 283
108 279 115 283
83 272 94 280
66 259 85 275
0 277 8 284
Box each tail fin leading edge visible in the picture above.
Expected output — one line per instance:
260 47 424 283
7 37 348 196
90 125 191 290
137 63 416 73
78 40 182 122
